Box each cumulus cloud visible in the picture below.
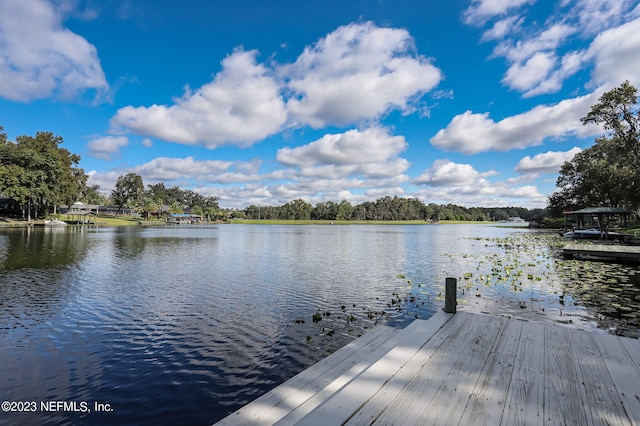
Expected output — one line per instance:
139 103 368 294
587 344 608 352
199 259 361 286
430 91 602 154
88 157 269 193
282 22 442 128
277 127 407 166
276 127 411 186
515 147 582 174
413 181 546 207
586 18 640 88
131 156 234 182
87 136 129 160
108 22 443 149
110 49 287 148
0 0 109 102
413 159 497 187
493 23 581 97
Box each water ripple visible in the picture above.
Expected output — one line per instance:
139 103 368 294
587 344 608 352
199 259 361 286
1 224 638 425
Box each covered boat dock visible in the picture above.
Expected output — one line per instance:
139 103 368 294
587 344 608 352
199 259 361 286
563 207 633 232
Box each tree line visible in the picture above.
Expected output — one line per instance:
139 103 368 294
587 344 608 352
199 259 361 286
0 128 221 220
109 173 221 220
241 197 545 222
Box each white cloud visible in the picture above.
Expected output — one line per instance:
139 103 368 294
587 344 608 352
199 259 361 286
492 23 576 63
463 0 535 26
413 159 497 187
0 0 109 102
277 127 407 166
473 1 638 97
515 147 582 174
413 182 546 208
282 22 442 128
297 159 410 180
88 157 268 192
493 23 580 96
430 91 602 154
586 17 640 88
86 136 129 160
110 49 287 148
276 127 411 188
502 52 556 92
365 187 405 198
481 16 523 42
569 0 635 35
107 22 443 150
131 156 233 182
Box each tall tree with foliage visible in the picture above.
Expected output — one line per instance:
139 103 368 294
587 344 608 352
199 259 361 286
111 173 145 213
549 82 640 214
0 128 87 219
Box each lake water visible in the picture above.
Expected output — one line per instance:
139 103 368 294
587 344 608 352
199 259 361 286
1 224 638 425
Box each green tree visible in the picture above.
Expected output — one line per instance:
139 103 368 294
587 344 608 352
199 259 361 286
1 130 87 218
81 184 109 205
581 81 639 160
336 200 353 220
550 82 640 213
190 205 203 216
111 173 144 213
282 199 312 220
141 197 160 220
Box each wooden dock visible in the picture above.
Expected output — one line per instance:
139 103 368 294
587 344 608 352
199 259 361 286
563 243 640 263
216 310 640 425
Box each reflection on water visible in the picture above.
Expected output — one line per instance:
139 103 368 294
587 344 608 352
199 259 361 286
0 224 637 425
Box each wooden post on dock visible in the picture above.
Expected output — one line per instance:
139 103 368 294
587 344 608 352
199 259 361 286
444 277 457 313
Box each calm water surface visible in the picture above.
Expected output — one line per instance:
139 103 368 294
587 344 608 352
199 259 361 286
0 224 638 425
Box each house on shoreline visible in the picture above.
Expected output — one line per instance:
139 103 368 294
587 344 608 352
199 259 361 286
60 202 138 217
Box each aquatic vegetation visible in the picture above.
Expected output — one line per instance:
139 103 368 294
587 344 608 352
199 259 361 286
304 231 640 342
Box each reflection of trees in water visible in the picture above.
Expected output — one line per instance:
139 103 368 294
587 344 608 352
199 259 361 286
0 227 90 330
0 227 89 270
556 260 640 337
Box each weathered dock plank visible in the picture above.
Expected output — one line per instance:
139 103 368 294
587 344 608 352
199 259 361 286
569 329 629 426
594 333 640 425
502 320 545 426
412 314 504 425
459 318 523 426
563 243 640 262
350 312 493 425
215 324 397 425
544 325 588 425
342 310 468 425
288 310 453 426
215 310 640 426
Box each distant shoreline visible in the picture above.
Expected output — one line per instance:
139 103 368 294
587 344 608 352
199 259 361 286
0 216 504 228
229 219 497 225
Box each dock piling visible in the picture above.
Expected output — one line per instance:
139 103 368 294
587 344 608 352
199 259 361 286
444 277 457 313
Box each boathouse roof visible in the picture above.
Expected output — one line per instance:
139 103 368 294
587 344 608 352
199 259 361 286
564 207 632 215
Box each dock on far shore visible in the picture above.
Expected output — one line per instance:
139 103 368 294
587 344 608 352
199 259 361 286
216 307 640 425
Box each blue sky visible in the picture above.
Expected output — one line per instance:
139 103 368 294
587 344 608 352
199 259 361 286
1 0 639 209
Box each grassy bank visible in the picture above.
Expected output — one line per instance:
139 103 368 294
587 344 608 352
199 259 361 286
0 215 164 227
